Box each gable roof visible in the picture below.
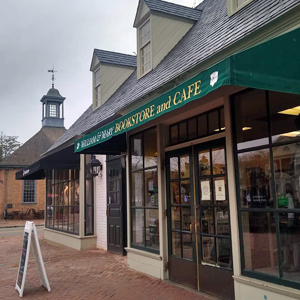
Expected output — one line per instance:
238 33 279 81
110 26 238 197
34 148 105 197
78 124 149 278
49 0 300 153
93 49 137 69
0 127 66 168
144 0 202 21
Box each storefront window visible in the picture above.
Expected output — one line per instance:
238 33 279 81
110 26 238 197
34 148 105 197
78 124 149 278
130 127 159 253
46 169 80 235
233 89 300 288
169 107 225 146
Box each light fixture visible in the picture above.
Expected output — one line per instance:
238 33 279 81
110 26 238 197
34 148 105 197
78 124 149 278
214 127 226 132
278 106 300 116
89 155 102 177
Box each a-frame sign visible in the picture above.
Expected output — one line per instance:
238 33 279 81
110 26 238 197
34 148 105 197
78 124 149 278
15 221 51 297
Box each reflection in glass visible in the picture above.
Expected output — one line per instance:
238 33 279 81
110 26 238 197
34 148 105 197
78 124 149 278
182 233 193 260
132 209 144 246
242 212 279 277
180 154 190 178
208 110 219 134
269 92 300 143
170 157 179 179
179 122 187 143
273 142 300 209
238 149 272 208
171 208 180 230
198 114 208 137
182 207 192 231
131 172 143 207
212 147 225 175
180 180 191 205
145 169 158 207
201 207 214 234
217 238 231 268
234 89 269 150
144 128 157 168
131 133 143 170
202 236 216 265
279 213 300 282
170 125 178 145
170 182 180 205
199 150 210 176
188 118 197 140
215 207 229 236
146 209 159 250
172 232 181 257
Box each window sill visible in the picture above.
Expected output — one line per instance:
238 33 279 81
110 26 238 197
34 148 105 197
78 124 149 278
21 202 37 205
233 275 300 299
125 247 162 261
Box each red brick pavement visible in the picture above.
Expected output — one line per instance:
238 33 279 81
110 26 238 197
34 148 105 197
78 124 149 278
0 234 214 300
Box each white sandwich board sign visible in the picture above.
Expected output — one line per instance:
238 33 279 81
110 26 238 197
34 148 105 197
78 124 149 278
15 221 51 297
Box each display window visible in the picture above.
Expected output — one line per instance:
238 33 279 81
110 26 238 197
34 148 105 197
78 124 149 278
130 127 159 253
46 169 80 235
233 89 300 288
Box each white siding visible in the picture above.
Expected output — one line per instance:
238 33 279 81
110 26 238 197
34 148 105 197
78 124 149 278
100 64 135 105
151 13 193 70
95 155 107 250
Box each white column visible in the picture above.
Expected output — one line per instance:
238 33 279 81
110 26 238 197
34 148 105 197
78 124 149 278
224 96 241 277
157 123 168 279
79 154 85 237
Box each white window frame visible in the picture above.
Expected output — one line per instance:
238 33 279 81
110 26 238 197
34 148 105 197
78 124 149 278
22 180 37 204
228 0 253 16
48 103 58 118
94 68 101 108
139 19 152 76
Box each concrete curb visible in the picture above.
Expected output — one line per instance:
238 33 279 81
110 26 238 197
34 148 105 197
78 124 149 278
0 224 44 229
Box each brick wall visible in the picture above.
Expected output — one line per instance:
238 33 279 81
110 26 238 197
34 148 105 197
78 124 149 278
0 168 45 219
95 155 107 250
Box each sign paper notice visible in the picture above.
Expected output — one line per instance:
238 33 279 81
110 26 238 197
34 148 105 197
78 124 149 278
201 180 210 201
215 179 226 201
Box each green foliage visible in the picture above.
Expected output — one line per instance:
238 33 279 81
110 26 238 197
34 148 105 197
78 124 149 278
0 132 21 163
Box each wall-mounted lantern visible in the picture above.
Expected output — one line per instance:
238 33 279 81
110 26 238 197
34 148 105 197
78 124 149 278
89 155 103 177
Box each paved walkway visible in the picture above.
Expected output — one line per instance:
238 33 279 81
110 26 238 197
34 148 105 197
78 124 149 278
0 233 213 300
0 219 44 228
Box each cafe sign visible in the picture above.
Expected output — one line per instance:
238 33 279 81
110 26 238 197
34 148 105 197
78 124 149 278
75 59 229 153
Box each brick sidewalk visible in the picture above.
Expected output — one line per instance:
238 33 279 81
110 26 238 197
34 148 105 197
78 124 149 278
0 234 214 300
0 219 44 228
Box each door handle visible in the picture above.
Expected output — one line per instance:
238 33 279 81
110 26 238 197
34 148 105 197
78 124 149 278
195 223 199 234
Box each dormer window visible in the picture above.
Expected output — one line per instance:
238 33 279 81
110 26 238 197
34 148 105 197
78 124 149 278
139 19 151 76
228 0 253 16
95 68 101 107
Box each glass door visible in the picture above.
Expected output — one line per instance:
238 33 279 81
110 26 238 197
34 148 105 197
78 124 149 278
166 148 197 289
195 139 234 300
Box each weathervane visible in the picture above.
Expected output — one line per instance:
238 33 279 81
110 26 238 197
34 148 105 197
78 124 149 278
48 65 58 88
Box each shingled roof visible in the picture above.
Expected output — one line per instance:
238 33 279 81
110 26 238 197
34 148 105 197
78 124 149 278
142 0 202 22
0 127 66 168
48 0 300 153
94 49 137 68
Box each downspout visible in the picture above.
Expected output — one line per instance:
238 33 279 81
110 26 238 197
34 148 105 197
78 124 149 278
3 169 8 219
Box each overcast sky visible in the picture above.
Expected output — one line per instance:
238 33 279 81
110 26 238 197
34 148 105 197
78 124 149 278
0 0 202 144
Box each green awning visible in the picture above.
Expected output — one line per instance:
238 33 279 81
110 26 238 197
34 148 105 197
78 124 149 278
75 27 300 153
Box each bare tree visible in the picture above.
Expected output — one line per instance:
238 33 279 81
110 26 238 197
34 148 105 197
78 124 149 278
0 132 21 163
